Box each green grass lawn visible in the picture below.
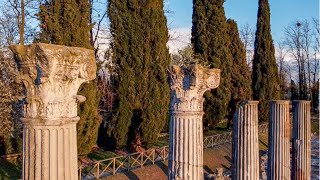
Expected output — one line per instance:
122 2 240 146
0 159 21 180
311 118 319 135
204 121 231 136
85 149 118 161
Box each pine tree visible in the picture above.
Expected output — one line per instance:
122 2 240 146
226 19 252 127
192 0 232 128
37 0 101 155
108 0 170 149
252 0 280 122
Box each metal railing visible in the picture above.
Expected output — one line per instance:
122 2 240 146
79 123 269 179
203 132 233 148
203 123 269 148
78 146 169 179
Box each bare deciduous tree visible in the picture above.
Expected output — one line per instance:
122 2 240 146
283 19 319 108
0 49 23 155
0 9 19 46
239 23 255 66
275 42 290 99
284 20 309 99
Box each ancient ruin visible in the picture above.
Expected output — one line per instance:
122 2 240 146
168 65 220 180
232 101 259 180
292 100 311 180
267 100 291 180
10 43 96 180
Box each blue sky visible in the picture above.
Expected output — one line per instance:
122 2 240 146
166 0 319 42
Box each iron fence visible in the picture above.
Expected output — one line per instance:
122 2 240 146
78 146 169 179
203 123 268 148
79 123 269 179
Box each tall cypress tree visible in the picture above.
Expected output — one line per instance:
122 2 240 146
192 0 232 127
108 0 170 149
252 0 280 122
37 0 92 49
37 0 101 155
226 19 252 127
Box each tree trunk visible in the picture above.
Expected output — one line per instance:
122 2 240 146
20 0 24 45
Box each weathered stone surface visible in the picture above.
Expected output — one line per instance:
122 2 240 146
168 64 220 180
214 168 224 180
10 43 96 180
232 101 259 180
260 156 267 180
267 100 290 180
292 100 311 180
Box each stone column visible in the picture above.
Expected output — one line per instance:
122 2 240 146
232 101 259 180
267 100 291 180
168 65 220 180
10 43 96 180
292 100 311 180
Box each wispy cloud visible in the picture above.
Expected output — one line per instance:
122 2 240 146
168 27 191 53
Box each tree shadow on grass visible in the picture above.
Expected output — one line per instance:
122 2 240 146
224 155 232 163
221 164 230 170
259 139 268 148
155 161 168 176
203 165 213 174
123 171 139 180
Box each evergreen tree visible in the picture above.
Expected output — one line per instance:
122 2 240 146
192 0 232 128
252 0 280 122
108 0 170 149
37 0 101 155
37 0 92 49
291 80 299 100
226 19 252 128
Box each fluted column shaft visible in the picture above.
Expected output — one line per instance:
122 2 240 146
10 43 96 180
267 100 290 180
23 122 78 180
292 101 311 180
168 65 220 180
169 112 203 179
232 101 259 180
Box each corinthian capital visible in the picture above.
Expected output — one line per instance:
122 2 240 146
10 43 96 124
168 64 220 112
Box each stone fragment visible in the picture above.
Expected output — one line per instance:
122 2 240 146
215 168 224 180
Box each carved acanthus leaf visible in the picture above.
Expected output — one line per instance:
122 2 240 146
10 43 97 120
169 64 220 112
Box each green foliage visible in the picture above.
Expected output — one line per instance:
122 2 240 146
291 80 299 100
226 19 252 124
192 0 232 127
77 80 102 155
37 0 101 155
171 44 199 66
311 118 319 135
0 50 23 155
108 0 170 149
0 159 22 179
37 0 92 49
252 0 280 122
